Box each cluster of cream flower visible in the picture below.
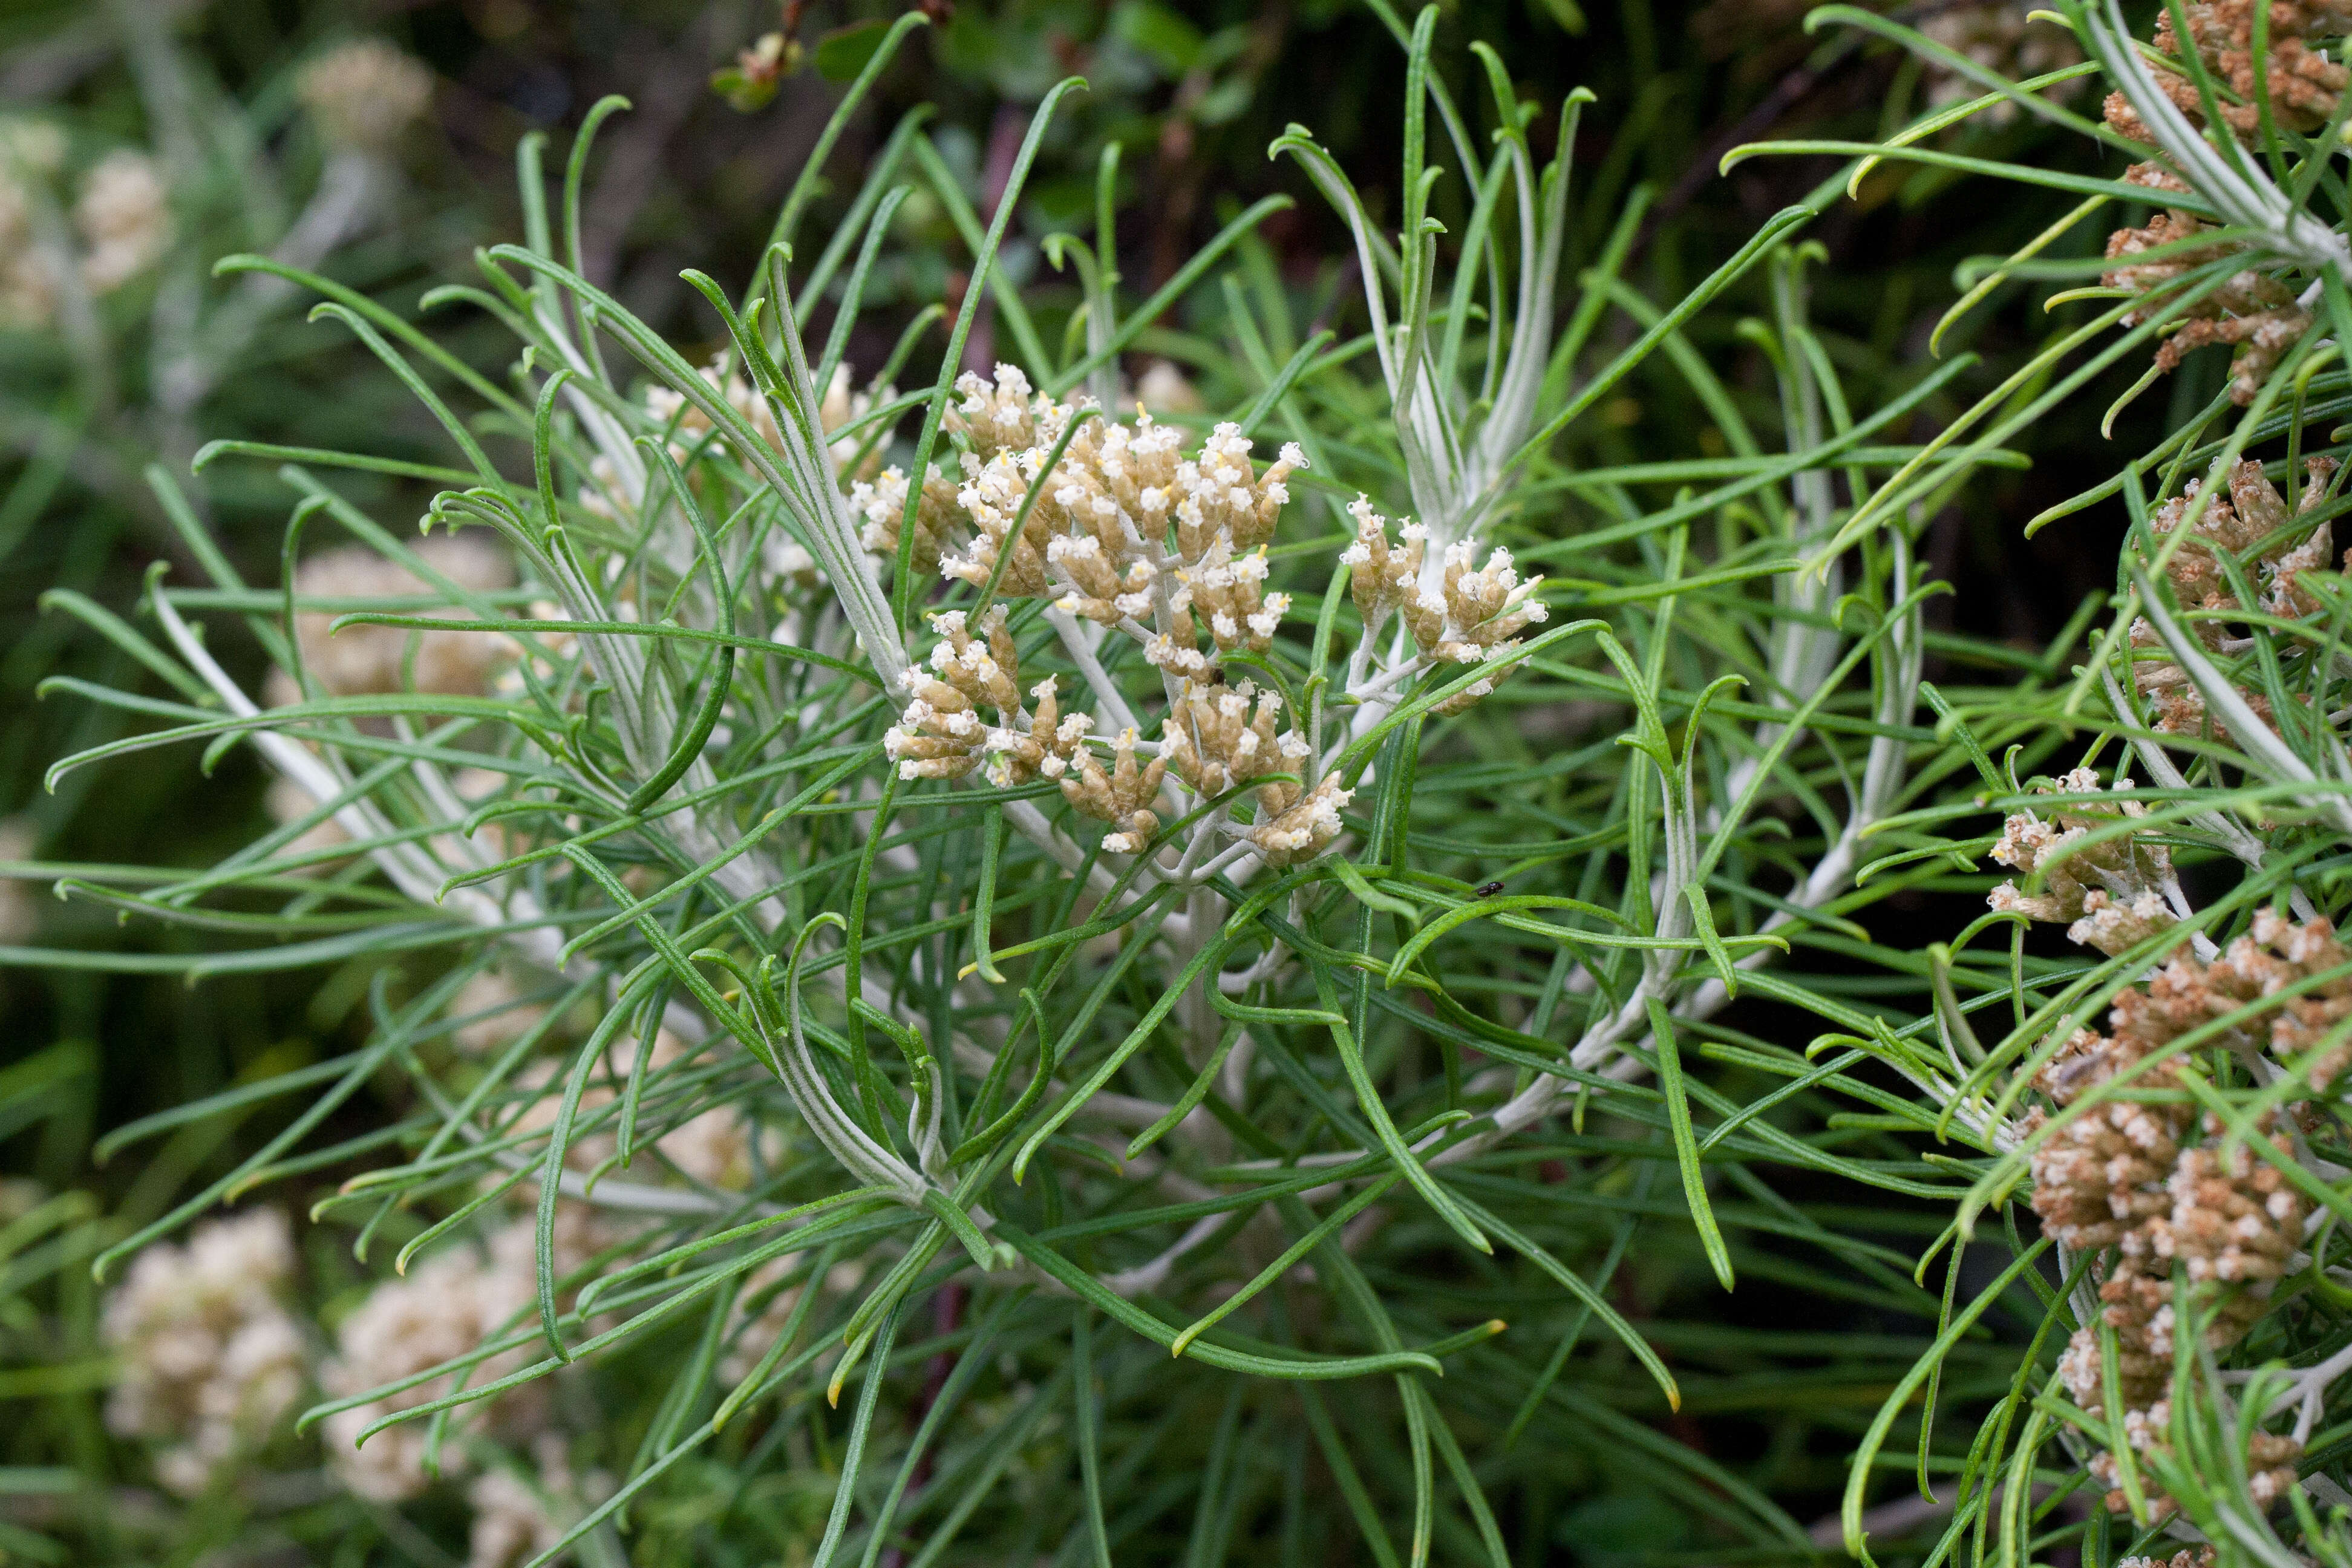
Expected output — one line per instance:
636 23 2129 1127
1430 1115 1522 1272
320 1210 603 1504
1988 768 2180 955
2022 904 2352 1515
1342 495 1548 713
0 120 64 327
102 979 727 1547
857 366 1302 659
864 366 1330 861
74 151 172 296
882 604 1086 780
464 1436 575 1568
2036 1084 2308 1509
864 365 1535 869
2126 458 2341 740
296 39 434 154
0 127 171 326
101 1210 307 1497
266 535 518 705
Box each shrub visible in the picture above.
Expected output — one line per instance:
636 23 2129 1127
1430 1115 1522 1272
30 2 2352 1566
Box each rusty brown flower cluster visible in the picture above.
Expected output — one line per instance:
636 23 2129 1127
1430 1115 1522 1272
2097 2 2351 403
2128 457 2339 740
2103 203 2309 408
2100 0 2352 145
2024 909 2352 1514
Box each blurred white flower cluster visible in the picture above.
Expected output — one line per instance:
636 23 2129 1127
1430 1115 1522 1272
0 119 65 325
101 1210 306 1496
296 39 434 154
0 125 169 326
319 1213 602 1504
73 151 172 296
0 37 431 334
1920 2 2082 120
269 535 518 704
102 1166 630 1561
465 1437 574 1568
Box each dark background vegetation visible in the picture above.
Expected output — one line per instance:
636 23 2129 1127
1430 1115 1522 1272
0 0 2175 1558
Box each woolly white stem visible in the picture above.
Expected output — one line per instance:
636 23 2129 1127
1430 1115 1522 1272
1047 604 1142 736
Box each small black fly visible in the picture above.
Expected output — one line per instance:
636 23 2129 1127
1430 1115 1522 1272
1476 880 1505 898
